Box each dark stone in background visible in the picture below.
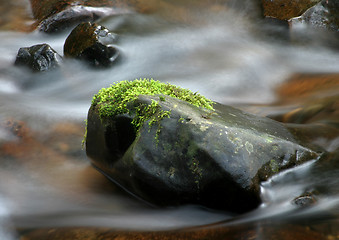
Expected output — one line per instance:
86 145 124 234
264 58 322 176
15 44 62 72
30 0 135 33
63 22 119 67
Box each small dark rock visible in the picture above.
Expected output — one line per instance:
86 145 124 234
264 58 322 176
64 22 119 67
15 44 62 72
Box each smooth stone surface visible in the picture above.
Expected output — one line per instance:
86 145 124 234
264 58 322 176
86 94 321 212
64 22 119 67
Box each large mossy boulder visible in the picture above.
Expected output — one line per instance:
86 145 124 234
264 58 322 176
85 79 322 213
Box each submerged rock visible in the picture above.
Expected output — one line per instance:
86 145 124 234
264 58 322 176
15 44 62 72
293 192 317 207
85 79 321 212
64 22 119 67
275 73 339 103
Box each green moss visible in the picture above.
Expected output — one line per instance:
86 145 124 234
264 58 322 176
178 117 185 123
159 95 166 102
81 119 88 149
91 78 214 136
132 99 171 142
269 159 279 173
189 158 203 190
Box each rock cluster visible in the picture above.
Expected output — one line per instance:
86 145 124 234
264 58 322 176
16 0 338 72
12 0 336 213
15 22 119 71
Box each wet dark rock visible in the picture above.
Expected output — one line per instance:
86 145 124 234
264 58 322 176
85 81 322 212
64 22 119 67
15 44 62 72
289 0 339 32
262 0 321 20
293 192 317 207
30 0 133 33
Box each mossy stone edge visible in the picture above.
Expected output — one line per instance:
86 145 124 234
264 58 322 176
91 78 214 133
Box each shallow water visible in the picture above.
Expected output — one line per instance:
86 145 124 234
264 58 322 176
0 1 339 239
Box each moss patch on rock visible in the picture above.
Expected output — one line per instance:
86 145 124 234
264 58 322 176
91 78 214 134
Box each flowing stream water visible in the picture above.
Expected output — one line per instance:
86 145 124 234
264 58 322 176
0 1 338 239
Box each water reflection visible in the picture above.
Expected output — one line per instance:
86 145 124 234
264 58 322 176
0 0 338 239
